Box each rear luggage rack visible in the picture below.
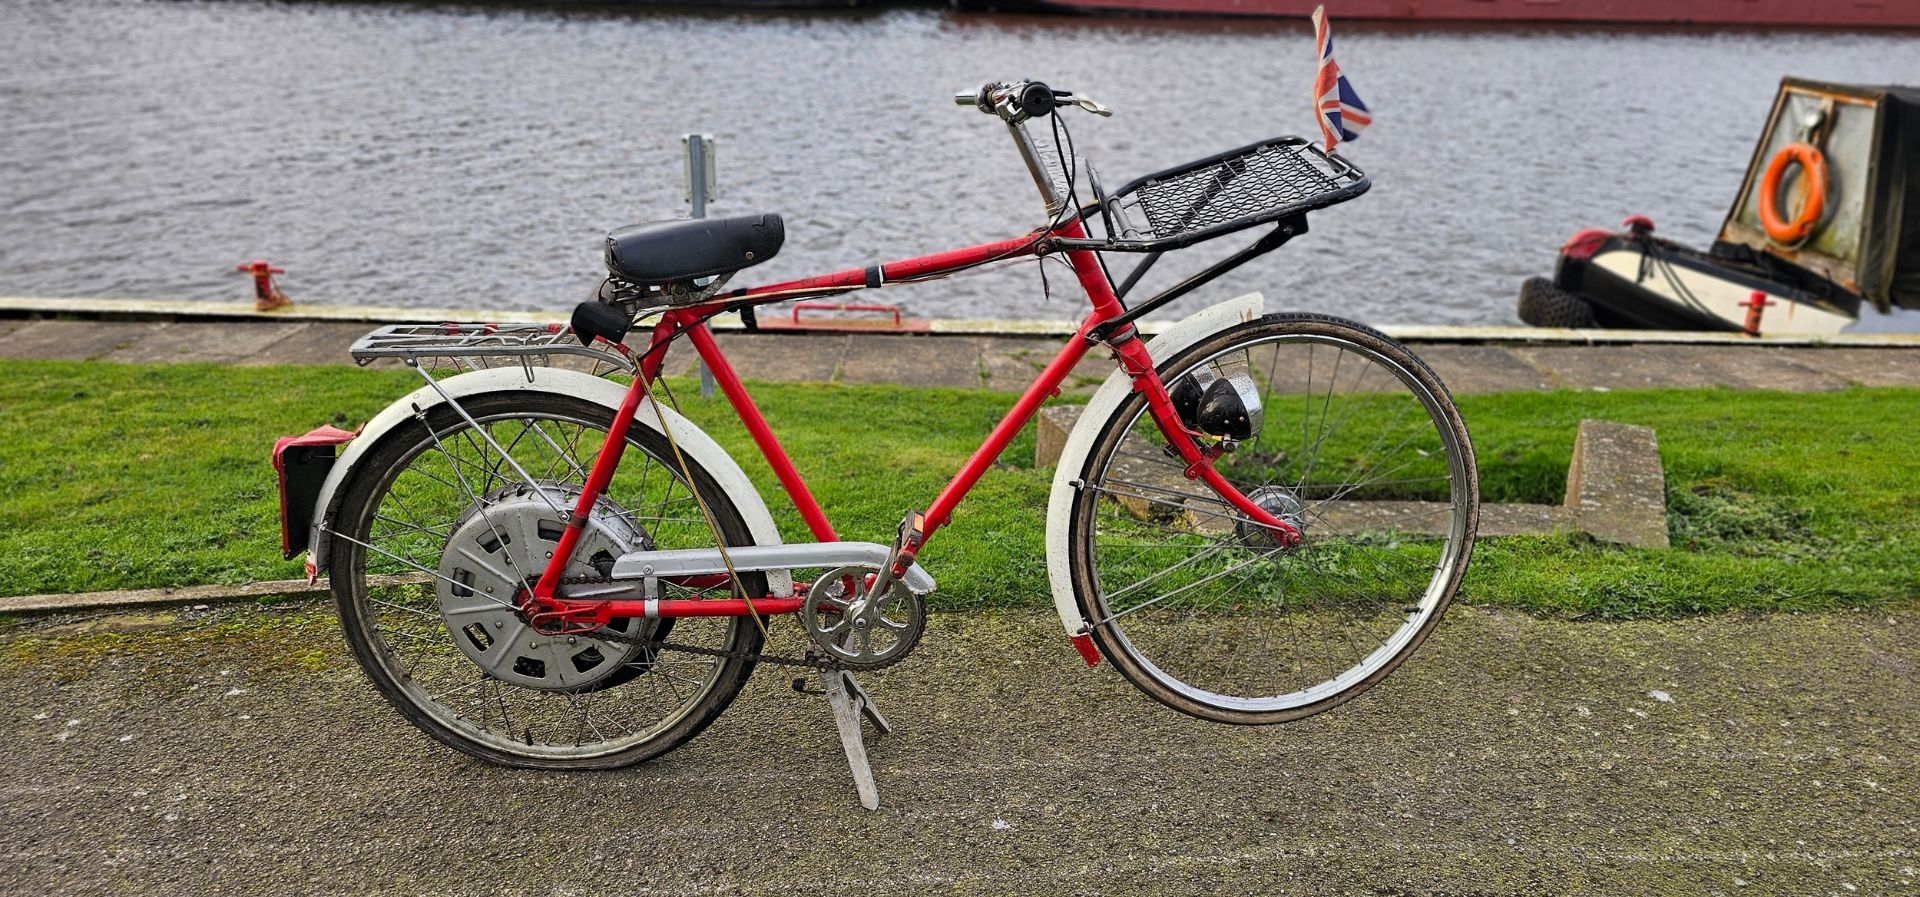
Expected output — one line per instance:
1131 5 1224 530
349 322 635 374
1058 137 1369 252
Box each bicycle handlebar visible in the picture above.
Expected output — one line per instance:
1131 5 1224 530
956 80 1112 121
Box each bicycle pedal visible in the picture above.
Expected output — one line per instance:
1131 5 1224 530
791 676 826 696
885 510 928 577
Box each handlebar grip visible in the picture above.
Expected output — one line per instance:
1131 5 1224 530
1017 81 1056 116
955 80 1078 117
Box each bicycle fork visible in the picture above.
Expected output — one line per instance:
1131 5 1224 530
1051 231 1302 550
1106 333 1302 549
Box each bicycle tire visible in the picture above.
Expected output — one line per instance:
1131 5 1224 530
329 391 766 769
1067 313 1478 724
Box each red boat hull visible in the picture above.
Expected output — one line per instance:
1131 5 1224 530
1034 0 1920 27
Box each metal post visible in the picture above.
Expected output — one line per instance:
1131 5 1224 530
685 134 718 399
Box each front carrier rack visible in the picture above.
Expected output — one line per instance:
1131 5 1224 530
1061 137 1369 253
1065 137 1369 340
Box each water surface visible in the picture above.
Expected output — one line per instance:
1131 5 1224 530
2 1 1916 325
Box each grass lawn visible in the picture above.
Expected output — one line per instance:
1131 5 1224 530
0 358 1913 617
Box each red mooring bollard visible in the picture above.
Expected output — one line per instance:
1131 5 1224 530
1742 290 1774 336
237 259 292 311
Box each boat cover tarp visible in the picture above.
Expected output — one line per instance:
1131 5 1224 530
1869 83 1920 311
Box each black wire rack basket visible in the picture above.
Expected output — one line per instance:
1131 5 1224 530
1066 137 1370 252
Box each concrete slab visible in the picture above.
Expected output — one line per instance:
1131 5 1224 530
709 333 847 383
1783 347 1920 387
1565 420 1670 549
838 335 982 389
106 321 313 365
252 322 377 366
1034 404 1082 468
1513 345 1735 391
1629 345 1849 392
13 293 1920 345
1322 500 1576 538
3 316 1919 400
0 320 171 360
0 574 424 615
1515 346 1689 390
979 337 1049 392
1412 344 1560 393
1040 407 1665 547
1478 502 1578 537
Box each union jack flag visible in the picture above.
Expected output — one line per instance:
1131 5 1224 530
1312 5 1371 151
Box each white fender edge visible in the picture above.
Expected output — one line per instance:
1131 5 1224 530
1043 292 1265 650
308 366 790 597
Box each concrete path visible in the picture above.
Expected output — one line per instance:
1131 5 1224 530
3 316 1920 392
2 602 1914 896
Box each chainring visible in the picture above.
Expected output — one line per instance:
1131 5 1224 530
800 565 925 670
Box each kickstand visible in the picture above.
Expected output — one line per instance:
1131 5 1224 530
818 666 892 811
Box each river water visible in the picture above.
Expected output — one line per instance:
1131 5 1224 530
3 1 1917 326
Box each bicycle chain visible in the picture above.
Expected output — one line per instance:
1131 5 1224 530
550 573 913 674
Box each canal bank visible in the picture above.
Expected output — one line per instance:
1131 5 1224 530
3 297 1918 393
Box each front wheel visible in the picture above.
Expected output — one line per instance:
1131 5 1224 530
1067 313 1478 724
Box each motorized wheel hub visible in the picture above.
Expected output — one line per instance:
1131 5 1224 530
801 565 925 670
435 483 653 691
1237 485 1306 552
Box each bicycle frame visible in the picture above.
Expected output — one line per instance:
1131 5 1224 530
524 213 1301 627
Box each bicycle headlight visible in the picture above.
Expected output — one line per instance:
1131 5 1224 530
1171 364 1263 442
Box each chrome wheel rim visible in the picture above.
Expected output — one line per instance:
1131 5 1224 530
1083 331 1472 714
346 406 747 761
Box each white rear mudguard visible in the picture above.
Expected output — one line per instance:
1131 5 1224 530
1044 292 1265 659
307 366 789 596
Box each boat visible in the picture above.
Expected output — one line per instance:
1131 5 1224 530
1517 78 1920 336
1008 0 1920 27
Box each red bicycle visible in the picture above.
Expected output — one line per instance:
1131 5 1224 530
276 81 1479 792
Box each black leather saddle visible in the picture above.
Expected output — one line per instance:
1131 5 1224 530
605 213 784 286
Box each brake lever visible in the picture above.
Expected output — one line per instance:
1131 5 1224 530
1059 94 1113 117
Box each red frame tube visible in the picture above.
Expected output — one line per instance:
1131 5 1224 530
921 219 1118 536
527 218 1298 621
530 361 650 603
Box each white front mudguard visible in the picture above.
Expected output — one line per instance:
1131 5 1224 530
1044 292 1265 657
307 366 789 596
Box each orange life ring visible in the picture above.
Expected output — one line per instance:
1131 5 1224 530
1758 142 1827 245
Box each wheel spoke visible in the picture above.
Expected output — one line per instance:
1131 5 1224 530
1077 321 1476 719
333 396 760 766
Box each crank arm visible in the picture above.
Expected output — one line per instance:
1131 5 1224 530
850 511 927 618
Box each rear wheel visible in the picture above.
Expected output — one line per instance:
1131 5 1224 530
329 392 765 769
1067 314 1477 724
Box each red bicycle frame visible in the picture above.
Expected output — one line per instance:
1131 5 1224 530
523 217 1300 629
